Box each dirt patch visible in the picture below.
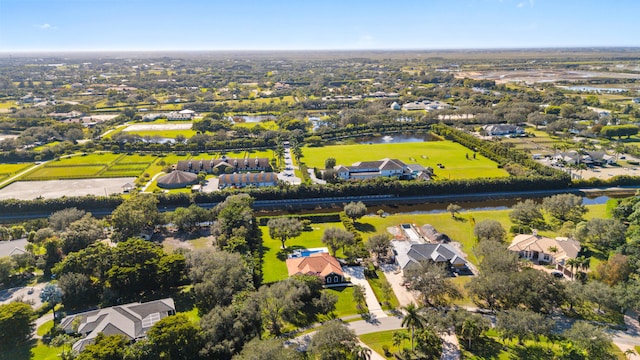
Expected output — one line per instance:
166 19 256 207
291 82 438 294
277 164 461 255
456 69 640 84
0 177 136 200
158 229 214 252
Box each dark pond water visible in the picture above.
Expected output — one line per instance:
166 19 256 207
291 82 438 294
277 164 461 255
230 115 277 123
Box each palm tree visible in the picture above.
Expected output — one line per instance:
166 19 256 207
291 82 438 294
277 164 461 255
392 330 409 351
401 303 426 351
576 256 590 280
461 317 482 350
565 258 578 279
351 345 372 360
624 348 637 359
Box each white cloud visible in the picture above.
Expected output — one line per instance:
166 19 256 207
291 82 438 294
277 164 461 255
529 0 535 7
517 2 525 7
36 23 57 30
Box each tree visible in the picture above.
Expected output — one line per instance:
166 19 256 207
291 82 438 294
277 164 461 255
171 204 210 232
577 218 627 252
451 310 490 350
321 227 355 256
367 233 391 262
110 194 160 242
146 313 202 360
233 337 301 360
61 213 104 254
509 199 544 228
584 280 618 313
473 219 506 242
352 284 367 313
597 253 631 286
49 207 86 232
563 321 614 359
76 333 129 360
310 320 359 360
495 310 552 345
187 249 253 313
258 279 308 336
344 201 367 222
542 194 587 224
211 194 259 252
392 330 410 351
312 291 338 316
0 302 35 350
401 303 425 351
324 157 336 169
0 256 14 285
200 302 261 360
447 203 461 218
58 272 99 310
267 217 303 249
403 261 461 307
40 283 62 320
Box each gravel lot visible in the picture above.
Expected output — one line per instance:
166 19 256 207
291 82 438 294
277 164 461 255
0 177 136 200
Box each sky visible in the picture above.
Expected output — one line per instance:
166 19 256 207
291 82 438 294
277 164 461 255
0 0 639 52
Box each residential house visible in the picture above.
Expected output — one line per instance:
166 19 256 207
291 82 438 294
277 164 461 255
334 158 412 180
167 109 195 120
508 232 581 270
390 101 401 110
286 252 345 285
551 150 581 166
60 298 176 352
402 100 451 112
482 124 524 137
393 242 469 273
176 158 272 174
218 172 278 188
585 151 616 166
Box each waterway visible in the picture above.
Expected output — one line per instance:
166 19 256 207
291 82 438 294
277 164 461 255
258 193 630 217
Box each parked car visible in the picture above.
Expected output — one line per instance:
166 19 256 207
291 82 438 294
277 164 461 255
551 270 563 278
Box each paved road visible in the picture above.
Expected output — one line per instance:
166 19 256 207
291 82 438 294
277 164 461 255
0 282 47 308
380 263 417 307
277 145 302 185
342 266 387 319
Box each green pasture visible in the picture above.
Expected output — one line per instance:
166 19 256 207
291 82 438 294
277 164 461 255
301 141 509 180
260 222 347 284
0 163 32 175
359 329 410 359
21 152 157 180
120 129 198 138
0 100 17 109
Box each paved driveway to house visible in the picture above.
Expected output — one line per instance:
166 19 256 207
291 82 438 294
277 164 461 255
343 266 387 319
380 264 417 306
0 282 47 308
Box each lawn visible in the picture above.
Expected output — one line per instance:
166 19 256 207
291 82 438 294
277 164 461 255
367 270 400 310
2 340 64 360
52 152 122 165
233 120 279 130
301 141 509 180
24 165 106 179
36 319 54 336
359 329 411 359
0 163 32 175
463 329 626 360
325 286 364 318
260 222 346 284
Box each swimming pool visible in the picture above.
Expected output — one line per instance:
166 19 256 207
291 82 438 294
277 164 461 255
288 247 329 258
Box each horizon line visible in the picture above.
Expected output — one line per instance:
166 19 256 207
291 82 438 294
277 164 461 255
1 46 640 55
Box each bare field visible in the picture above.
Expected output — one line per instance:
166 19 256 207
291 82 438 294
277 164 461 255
0 177 136 200
456 69 640 84
123 123 192 132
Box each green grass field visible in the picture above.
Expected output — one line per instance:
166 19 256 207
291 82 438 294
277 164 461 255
260 222 347 284
2 340 64 360
0 163 32 175
326 286 365 317
359 329 410 359
124 129 199 138
368 270 400 310
233 120 279 130
301 141 509 180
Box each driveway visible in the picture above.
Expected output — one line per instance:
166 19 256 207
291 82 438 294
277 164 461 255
0 282 47 308
278 146 302 185
380 264 417 307
343 266 387 319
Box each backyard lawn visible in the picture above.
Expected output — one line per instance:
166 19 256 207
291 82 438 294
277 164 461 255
260 222 347 284
301 141 509 180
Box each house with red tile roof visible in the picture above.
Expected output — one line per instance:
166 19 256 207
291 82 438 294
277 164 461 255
286 252 345 285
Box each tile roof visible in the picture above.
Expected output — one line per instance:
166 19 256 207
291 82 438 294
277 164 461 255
508 234 581 261
286 253 343 278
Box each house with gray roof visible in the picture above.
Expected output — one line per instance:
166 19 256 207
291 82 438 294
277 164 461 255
60 298 175 352
394 242 468 272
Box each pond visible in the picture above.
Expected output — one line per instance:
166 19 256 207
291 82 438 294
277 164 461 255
354 133 438 144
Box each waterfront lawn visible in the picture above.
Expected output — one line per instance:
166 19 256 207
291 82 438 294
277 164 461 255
261 222 346 284
301 141 509 180
359 204 606 267
359 329 410 359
